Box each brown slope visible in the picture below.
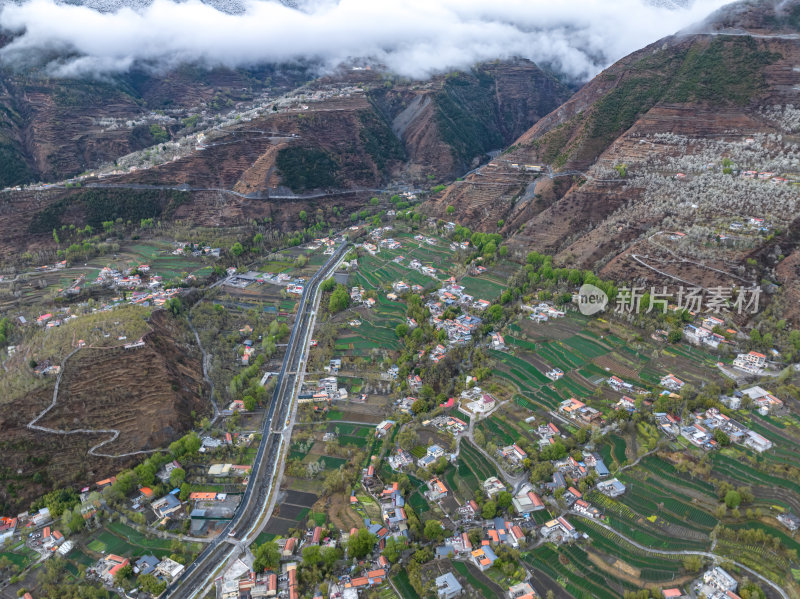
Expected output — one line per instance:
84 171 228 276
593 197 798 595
0 310 208 513
426 1 800 299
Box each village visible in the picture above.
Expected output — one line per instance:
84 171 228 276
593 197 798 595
1 209 799 599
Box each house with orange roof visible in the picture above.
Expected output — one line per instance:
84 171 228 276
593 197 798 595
282 536 297 556
96 477 116 489
426 478 448 501
311 526 323 544
733 351 767 374
471 546 497 571
189 492 217 501
0 516 17 543
99 554 129 583
509 581 538 599
660 374 685 392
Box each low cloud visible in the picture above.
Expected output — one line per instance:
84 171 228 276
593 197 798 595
0 0 733 78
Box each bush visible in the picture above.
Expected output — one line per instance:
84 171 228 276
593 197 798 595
329 285 350 313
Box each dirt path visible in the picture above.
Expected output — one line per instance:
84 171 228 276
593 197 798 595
569 512 791 599
586 549 695 590
26 345 163 458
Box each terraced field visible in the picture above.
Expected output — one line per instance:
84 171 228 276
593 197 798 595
447 440 501 501
573 519 684 582
523 544 638 599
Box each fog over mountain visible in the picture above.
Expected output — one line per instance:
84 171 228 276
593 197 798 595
0 0 733 78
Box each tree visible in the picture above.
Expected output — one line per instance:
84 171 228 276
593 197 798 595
253 541 281 572
138 573 167 595
667 329 683 343
496 491 512 511
113 563 132 586
231 242 244 257
725 490 742 509
382 537 405 563
714 428 730 447
446 205 455 215
329 285 350 313
179 483 191 501
302 545 322 567
299 210 308 222
347 528 377 559
395 323 409 338
482 500 497 519
396 428 418 451
423 519 446 542
169 468 186 488
165 297 183 316
321 277 336 292
683 555 702 573
485 304 503 322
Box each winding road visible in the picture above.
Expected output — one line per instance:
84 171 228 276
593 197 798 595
26 346 163 459
568 512 790 599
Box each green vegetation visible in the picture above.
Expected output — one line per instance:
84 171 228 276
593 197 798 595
329 284 351 313
451 561 495 599
392 570 421 599
358 111 405 173
0 142 33 188
434 70 505 166
664 37 781 105
276 146 339 192
28 189 189 233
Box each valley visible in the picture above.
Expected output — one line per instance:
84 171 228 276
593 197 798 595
0 2 799 599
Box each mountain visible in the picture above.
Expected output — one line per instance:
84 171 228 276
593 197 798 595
0 59 572 254
0 59 571 188
0 63 316 188
426 0 800 317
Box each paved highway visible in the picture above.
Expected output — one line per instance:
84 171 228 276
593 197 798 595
165 241 349 598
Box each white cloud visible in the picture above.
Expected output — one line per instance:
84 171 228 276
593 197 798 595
0 0 734 78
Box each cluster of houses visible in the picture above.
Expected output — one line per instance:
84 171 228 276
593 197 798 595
558 398 602 426
93 266 186 309
429 280 489 313
740 171 789 185
427 414 468 436
225 270 306 293
218 521 350 599
660 374 685 393
682 314 731 349
693 566 741 599
298 376 349 403
677 408 773 453
732 350 768 375
430 313 482 348
498 444 528 467
449 240 470 252
173 242 221 258
739 386 784 414
525 302 565 323
350 286 376 308
306 237 338 252
458 386 497 416
534 422 563 450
